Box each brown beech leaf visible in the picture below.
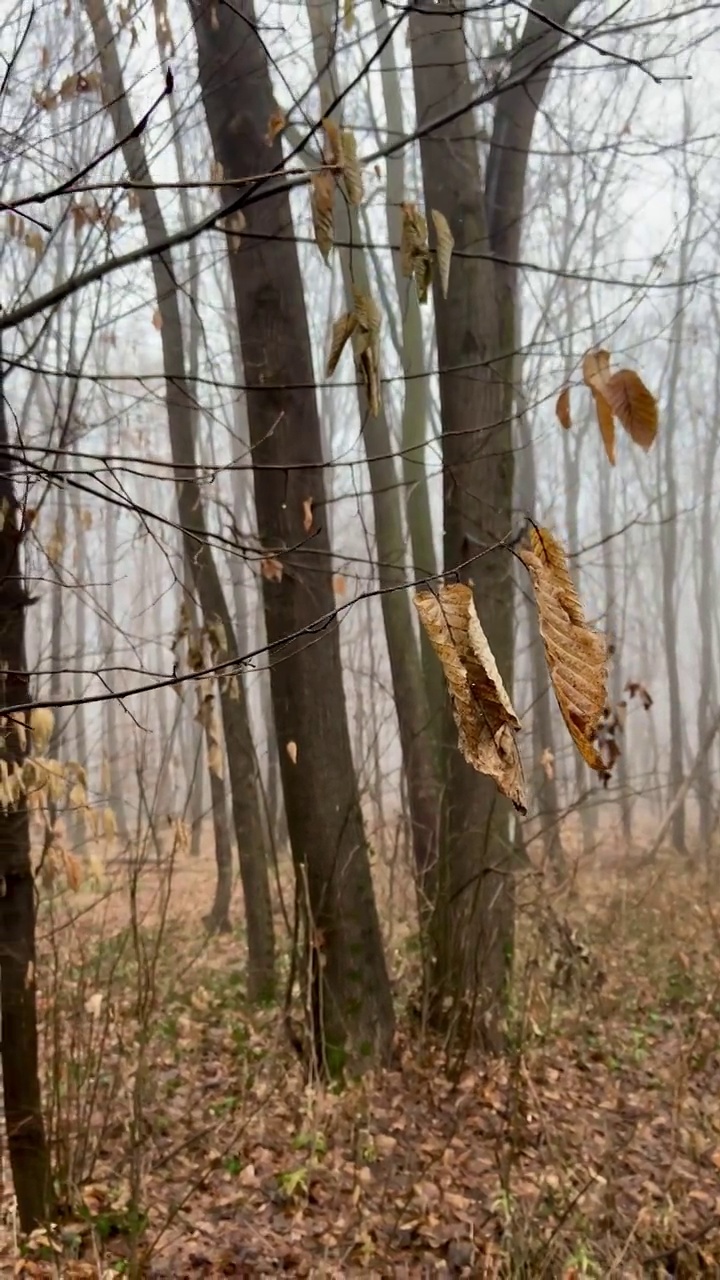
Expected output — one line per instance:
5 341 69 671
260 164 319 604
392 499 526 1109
302 497 314 532
260 556 283 583
310 171 334 261
604 368 658 450
414 584 526 812
593 389 616 465
431 208 454 298
265 110 287 145
326 311 357 377
340 129 363 206
401 202 431 303
556 387 571 430
333 574 346 596
520 527 608 773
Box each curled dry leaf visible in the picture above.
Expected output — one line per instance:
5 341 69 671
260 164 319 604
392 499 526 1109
286 740 298 765
520 527 608 773
326 311 357 377
310 171 334 261
302 497 314 532
401 202 431 303
540 746 555 780
321 117 343 168
340 130 363 205
260 556 283 583
604 368 658 450
265 110 287 145
333 573 346 596
414 584 526 812
431 208 454 298
555 387 571 430
352 286 382 416
30 707 54 754
582 348 658 459
63 849 83 892
152 308 163 331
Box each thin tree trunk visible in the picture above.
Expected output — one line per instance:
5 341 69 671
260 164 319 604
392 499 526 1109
598 468 631 840
191 0 395 1072
102 478 130 838
0 332 51 1230
85 0 275 1000
306 0 440 923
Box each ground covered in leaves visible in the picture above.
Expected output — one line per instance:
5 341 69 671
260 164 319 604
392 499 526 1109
3 846 720 1277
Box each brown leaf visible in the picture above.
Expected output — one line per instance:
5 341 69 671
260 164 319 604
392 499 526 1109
63 850 83 892
265 110 286 145
321 117 343 168
326 311 357 377
302 497 314 532
431 208 454 298
333 574 346 596
401 203 431 303
352 287 382 416
520 528 608 773
556 387 571 430
540 746 555 780
340 130 363 206
152 309 163 330
604 368 658 450
286 740 298 765
414 584 526 812
310 171 334 261
260 556 283 583
592 389 615 465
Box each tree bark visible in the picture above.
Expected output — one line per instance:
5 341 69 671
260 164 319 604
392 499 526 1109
306 0 440 925
0 332 51 1231
409 0 577 1048
191 0 395 1072
85 0 275 1000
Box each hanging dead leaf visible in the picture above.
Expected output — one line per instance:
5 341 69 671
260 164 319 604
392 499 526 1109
555 387 571 430
352 287 382 416
321 117 343 168
540 746 555 780
604 368 658 450
102 807 117 839
30 707 54 754
261 556 283 583
401 203 431 303
63 849 83 892
340 130 363 205
310 171 334 261
431 208 454 298
152 309 163 330
208 741 223 778
286 740 298 764
593 389 615 465
24 230 45 261
302 498 314 532
220 209 246 253
265 110 287 145
414 584 526 812
519 527 608 773
326 311 357 377
333 574 346 596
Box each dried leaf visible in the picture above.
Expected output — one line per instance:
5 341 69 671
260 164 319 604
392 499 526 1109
302 498 314 532
593 389 615 465
102 806 117 839
220 209 245 252
310 171 334 261
540 746 555 780
208 741 223 778
431 208 454 298
556 387 571 430
401 202 431 303
520 528 608 773
286 740 298 764
261 556 283 583
352 287 382 416
152 309 163 331
265 110 287 145
326 312 357 377
63 849 83 892
414 584 526 812
321 117 343 168
604 368 658 450
30 707 54 754
333 574 346 596
340 130 363 205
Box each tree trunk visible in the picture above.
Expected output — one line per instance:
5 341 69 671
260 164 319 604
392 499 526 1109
85 0 275 1000
191 0 395 1073
306 0 440 924
0 333 51 1230
409 0 577 1048
102 470 130 839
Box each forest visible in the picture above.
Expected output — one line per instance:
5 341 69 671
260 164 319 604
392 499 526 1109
1 0 719 1275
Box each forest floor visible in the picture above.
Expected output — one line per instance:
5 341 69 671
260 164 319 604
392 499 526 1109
3 834 720 1278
